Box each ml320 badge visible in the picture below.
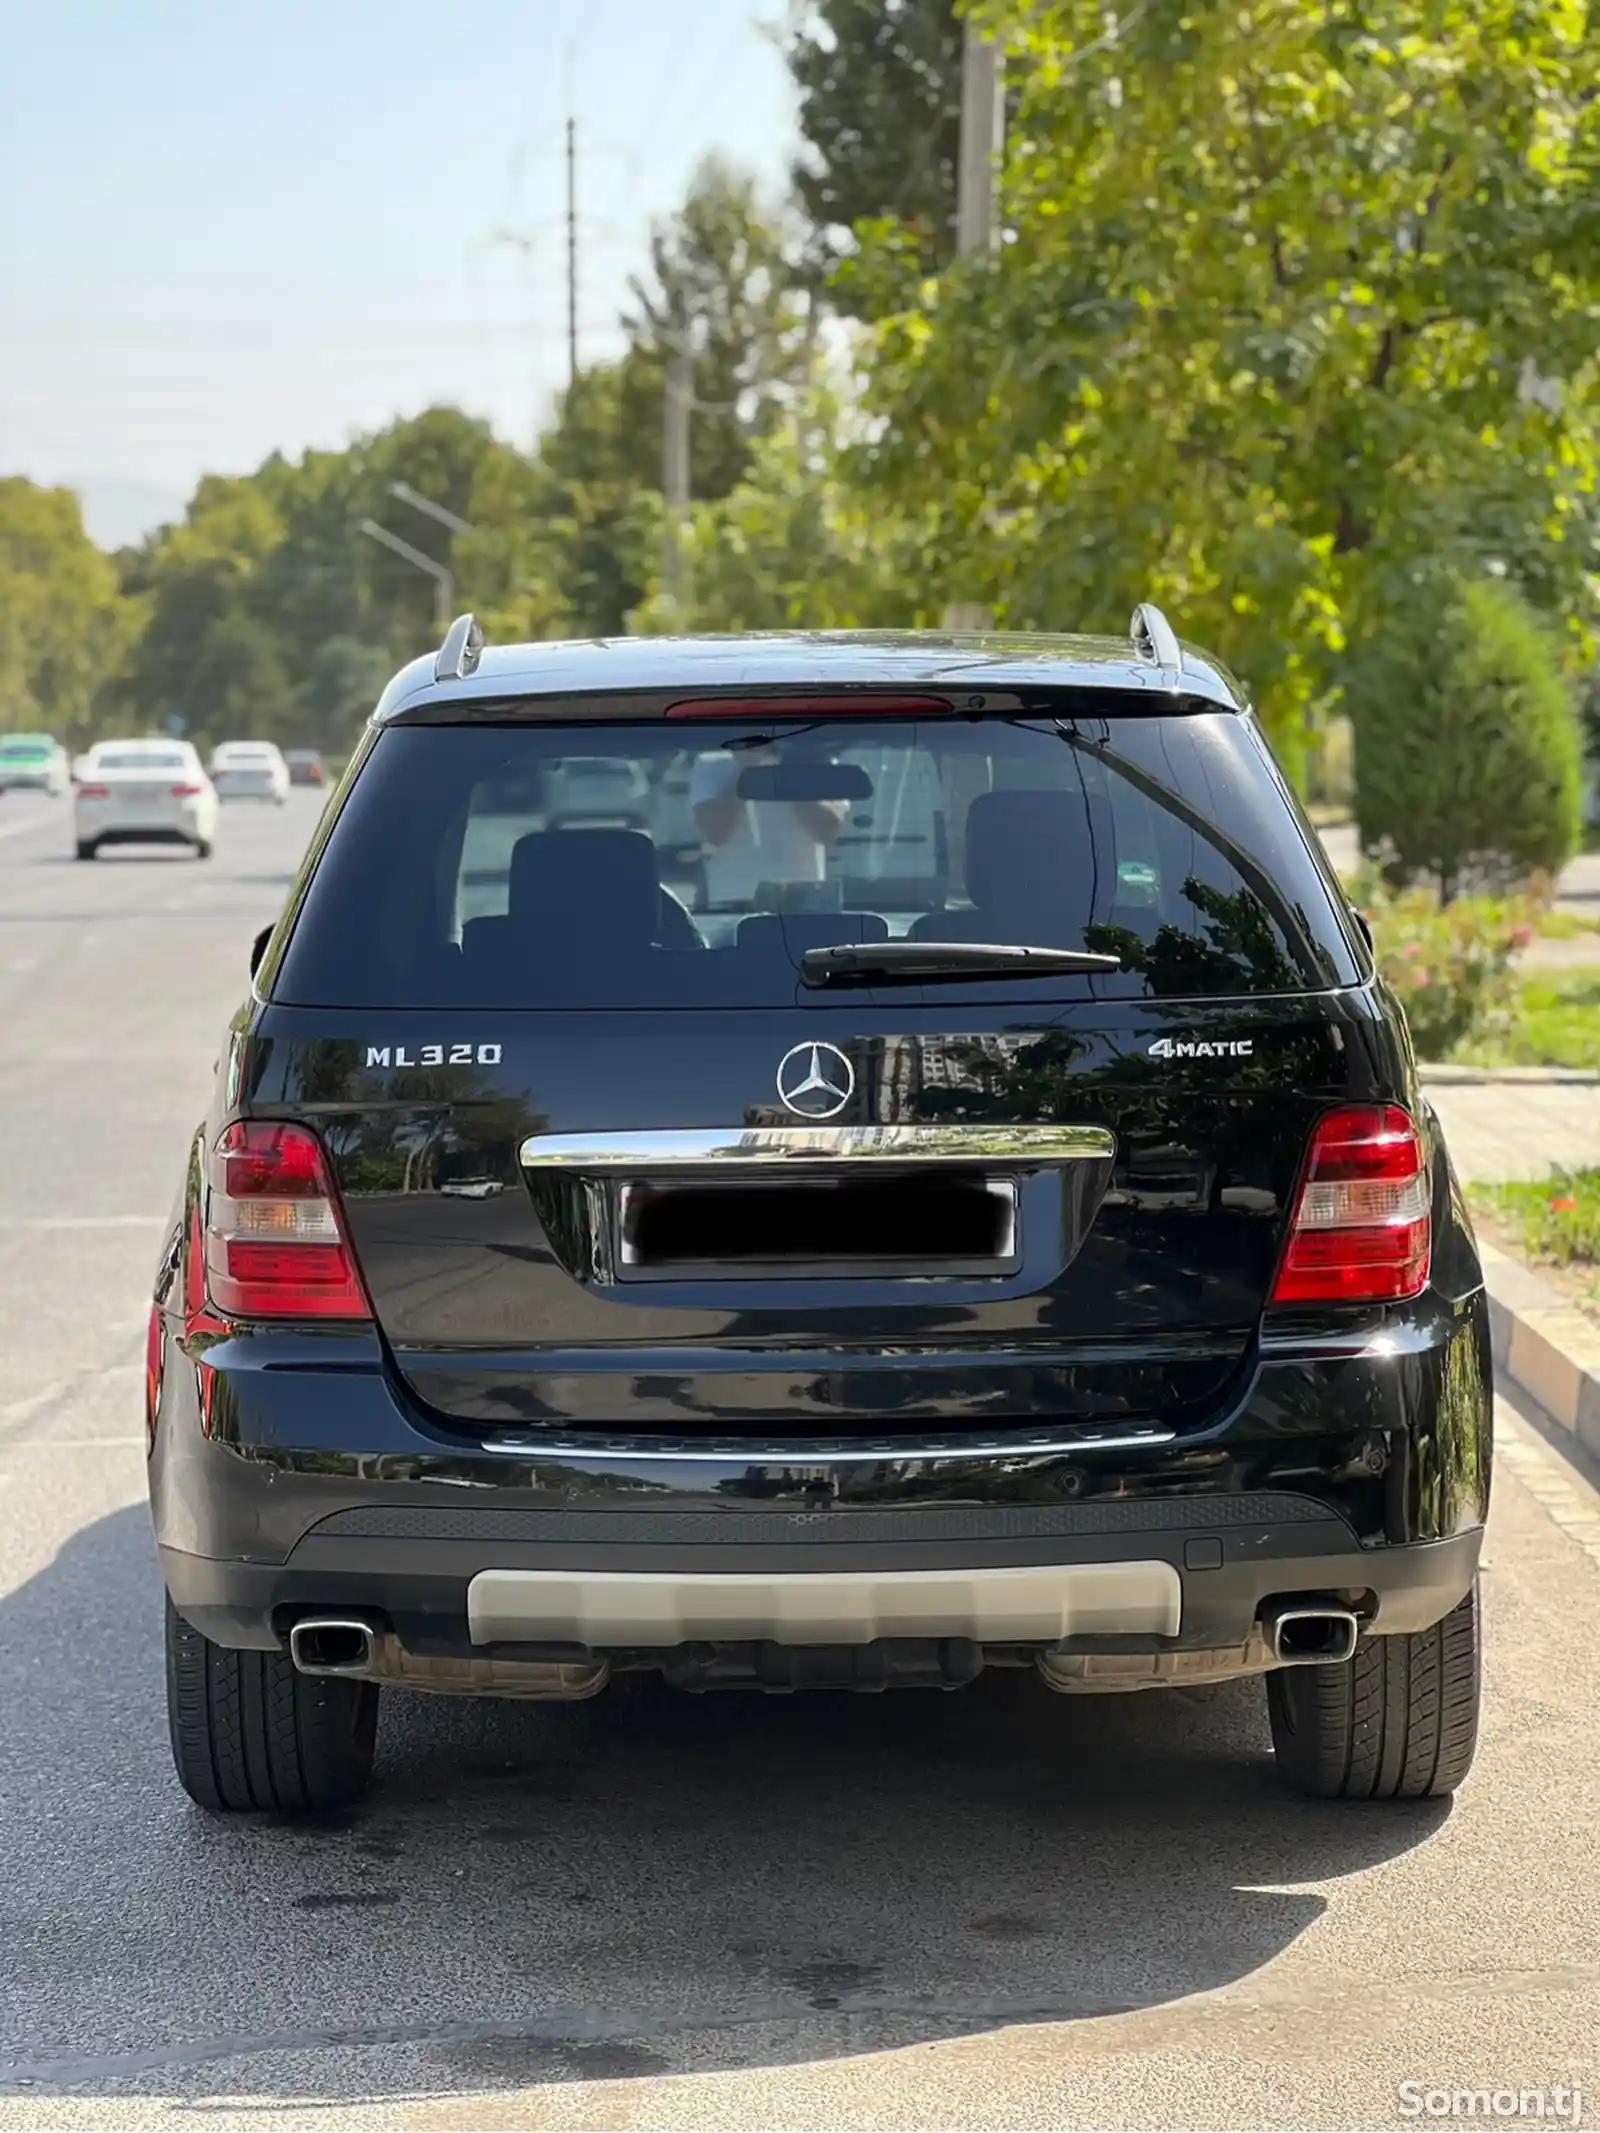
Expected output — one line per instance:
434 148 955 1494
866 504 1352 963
365 1042 503 1067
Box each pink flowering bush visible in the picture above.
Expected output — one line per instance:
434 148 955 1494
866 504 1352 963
1356 881 1533 1060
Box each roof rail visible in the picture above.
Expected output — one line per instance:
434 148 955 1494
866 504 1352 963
1129 603 1182 684
435 613 485 684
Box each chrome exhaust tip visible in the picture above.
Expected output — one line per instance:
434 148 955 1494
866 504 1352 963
1264 1604 1360 1666
288 1617 377 1677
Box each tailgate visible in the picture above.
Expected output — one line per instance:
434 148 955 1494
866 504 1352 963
263 997 1382 1437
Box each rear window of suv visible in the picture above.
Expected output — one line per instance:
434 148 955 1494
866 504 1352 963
272 712 1360 1008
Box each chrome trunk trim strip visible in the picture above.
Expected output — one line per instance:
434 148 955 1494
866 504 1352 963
519 1124 1116 1168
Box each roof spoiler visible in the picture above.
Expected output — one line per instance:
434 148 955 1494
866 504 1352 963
435 613 486 684
1129 603 1182 687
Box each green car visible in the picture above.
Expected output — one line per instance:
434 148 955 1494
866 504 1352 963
0 733 68 795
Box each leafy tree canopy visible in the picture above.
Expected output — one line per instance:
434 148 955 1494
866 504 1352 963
0 479 132 743
849 0 1600 756
632 386 937 633
787 0 964 294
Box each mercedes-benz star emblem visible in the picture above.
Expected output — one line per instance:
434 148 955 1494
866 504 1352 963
776 1041 854 1120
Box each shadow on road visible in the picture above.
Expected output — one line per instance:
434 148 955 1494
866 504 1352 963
0 1502 1451 2103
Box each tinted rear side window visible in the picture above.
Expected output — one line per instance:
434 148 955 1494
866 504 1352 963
273 714 1360 1009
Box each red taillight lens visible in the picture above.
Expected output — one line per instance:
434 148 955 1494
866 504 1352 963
78 783 110 799
170 782 204 797
205 1122 370 1319
1271 1105 1431 1305
664 694 954 720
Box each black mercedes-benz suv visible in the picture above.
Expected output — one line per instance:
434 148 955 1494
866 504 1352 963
149 610 1489 1815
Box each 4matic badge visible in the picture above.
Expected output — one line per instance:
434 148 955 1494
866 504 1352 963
1148 1036 1254 1060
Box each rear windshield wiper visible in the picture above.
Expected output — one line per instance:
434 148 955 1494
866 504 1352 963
800 940 1124 988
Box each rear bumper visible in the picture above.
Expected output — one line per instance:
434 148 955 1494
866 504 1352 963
78 805 208 844
149 1283 1492 1661
161 1518 1483 1657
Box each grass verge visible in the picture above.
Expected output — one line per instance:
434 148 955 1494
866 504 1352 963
1470 1169 1600 1320
1451 969 1600 1069
1536 907 1600 941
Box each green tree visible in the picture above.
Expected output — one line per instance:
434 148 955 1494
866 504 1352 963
0 479 131 742
250 406 514 664
114 407 528 740
850 0 1600 761
463 159 811 639
116 477 286 743
787 0 964 294
1349 577 1583 900
186 609 292 743
622 155 811 501
632 391 936 632
296 636 396 752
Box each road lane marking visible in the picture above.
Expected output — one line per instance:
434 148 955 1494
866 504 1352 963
0 810 63 846
0 1433 145 1450
0 1363 139 1430
0 1437 145 1452
6 1216 166 1230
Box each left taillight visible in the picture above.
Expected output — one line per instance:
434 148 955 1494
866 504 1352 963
1271 1104 1431 1306
204 1121 371 1320
77 782 110 799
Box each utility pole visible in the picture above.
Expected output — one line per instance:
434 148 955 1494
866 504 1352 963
565 116 579 387
943 19 1006 634
955 19 1005 256
660 347 693 620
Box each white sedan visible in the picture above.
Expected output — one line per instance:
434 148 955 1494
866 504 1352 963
74 740 218 860
210 741 290 804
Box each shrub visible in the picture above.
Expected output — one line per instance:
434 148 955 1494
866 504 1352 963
1360 882 1532 1060
1348 577 1583 900
1471 1168 1600 1274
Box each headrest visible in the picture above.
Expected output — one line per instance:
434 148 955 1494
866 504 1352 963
964 790 1098 919
507 828 661 940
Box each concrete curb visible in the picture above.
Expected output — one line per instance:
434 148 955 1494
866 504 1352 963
1420 1064 1600 1085
1480 1239 1600 1468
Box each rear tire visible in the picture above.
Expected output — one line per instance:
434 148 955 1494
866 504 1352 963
1266 1581 1480 1800
164 1596 379 1814
75 839 96 861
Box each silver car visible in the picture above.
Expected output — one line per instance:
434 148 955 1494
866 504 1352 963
544 755 650 832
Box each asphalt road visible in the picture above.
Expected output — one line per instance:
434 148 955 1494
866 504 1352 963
1 788 1598 2132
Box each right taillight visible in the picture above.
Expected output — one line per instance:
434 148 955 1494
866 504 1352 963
204 1121 371 1320
1271 1104 1431 1305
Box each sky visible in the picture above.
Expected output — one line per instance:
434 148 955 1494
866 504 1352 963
0 0 800 547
